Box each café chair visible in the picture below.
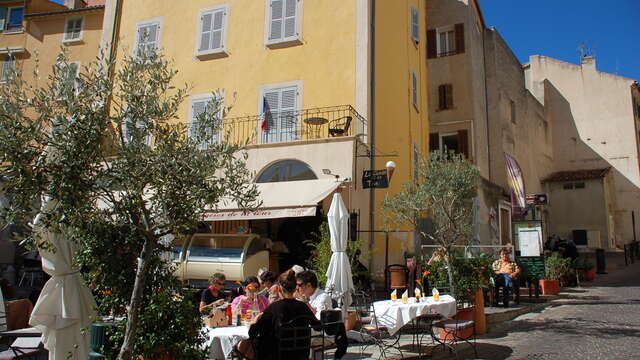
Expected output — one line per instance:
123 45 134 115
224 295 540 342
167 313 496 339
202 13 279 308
431 318 477 359
328 116 352 137
353 291 401 359
0 337 47 360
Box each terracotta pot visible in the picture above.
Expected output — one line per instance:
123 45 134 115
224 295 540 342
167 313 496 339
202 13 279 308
539 279 560 295
439 306 474 341
578 269 596 281
473 288 486 335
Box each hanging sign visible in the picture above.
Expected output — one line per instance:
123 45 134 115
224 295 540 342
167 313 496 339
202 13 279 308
362 170 389 189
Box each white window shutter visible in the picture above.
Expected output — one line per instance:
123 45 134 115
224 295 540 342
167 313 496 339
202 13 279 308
191 100 207 140
281 88 296 111
211 9 225 50
280 87 297 138
411 8 419 42
283 0 297 38
269 0 284 41
199 12 213 52
412 72 418 106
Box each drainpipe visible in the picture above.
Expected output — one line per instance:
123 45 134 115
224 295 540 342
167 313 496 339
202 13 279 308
368 0 377 272
108 0 122 66
482 28 491 181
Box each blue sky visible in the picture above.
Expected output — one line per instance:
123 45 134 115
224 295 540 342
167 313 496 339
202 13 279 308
480 0 640 81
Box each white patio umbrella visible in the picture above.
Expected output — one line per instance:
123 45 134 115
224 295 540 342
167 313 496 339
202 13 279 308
325 192 354 316
29 201 97 360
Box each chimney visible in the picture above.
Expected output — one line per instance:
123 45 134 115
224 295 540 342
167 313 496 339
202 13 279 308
581 55 597 72
64 0 87 9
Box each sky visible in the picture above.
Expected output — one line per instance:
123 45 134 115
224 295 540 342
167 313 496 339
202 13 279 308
480 0 640 81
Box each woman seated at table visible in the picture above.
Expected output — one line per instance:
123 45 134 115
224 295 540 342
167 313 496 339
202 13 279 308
199 273 227 314
258 270 282 304
232 278 269 317
249 270 321 360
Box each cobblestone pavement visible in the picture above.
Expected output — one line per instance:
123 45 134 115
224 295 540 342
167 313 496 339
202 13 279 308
340 262 640 359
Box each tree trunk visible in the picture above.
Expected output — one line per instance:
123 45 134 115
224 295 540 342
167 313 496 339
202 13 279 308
117 237 155 360
444 253 456 299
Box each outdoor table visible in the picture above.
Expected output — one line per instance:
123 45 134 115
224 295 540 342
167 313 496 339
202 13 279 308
372 295 457 335
203 325 249 359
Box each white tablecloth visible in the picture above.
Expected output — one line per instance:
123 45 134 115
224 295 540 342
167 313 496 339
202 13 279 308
372 295 457 335
203 326 249 359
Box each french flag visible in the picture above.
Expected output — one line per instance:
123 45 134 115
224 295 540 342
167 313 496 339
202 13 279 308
261 97 270 132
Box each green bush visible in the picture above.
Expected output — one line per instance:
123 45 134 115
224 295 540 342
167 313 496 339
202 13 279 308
304 222 369 290
572 254 594 270
424 255 493 304
545 252 572 282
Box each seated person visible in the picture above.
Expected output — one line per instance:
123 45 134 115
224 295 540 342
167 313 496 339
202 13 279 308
492 248 521 305
295 271 332 320
232 279 269 317
258 271 282 304
199 273 226 314
249 270 321 360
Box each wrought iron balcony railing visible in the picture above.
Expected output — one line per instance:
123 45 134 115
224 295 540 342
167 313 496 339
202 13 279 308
220 105 367 146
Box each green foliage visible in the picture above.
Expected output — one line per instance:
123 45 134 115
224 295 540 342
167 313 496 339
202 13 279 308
425 256 493 304
545 252 572 281
304 222 369 289
0 48 260 359
382 151 480 298
571 254 594 270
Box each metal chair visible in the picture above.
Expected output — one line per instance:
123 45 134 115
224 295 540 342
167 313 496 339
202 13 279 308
431 318 477 359
353 291 402 359
328 116 352 137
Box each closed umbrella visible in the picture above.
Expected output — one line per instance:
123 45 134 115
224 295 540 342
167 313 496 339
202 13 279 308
29 204 97 360
325 193 354 316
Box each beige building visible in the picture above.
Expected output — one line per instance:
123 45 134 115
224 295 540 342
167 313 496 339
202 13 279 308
426 0 553 249
525 55 640 248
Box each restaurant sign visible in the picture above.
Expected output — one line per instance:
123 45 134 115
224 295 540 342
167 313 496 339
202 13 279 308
362 170 389 189
203 206 317 221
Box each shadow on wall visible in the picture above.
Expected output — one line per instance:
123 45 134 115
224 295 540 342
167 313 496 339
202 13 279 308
544 80 640 247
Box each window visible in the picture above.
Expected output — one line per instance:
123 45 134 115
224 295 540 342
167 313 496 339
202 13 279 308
510 100 516 124
261 84 299 143
430 130 469 158
135 19 161 58
64 17 83 43
437 27 455 57
410 7 419 43
411 71 418 108
563 183 574 190
428 23 464 59
197 6 228 56
1 54 15 82
266 0 302 45
1 7 24 32
438 84 453 110
574 182 585 189
256 160 317 183
189 95 223 149
122 118 150 145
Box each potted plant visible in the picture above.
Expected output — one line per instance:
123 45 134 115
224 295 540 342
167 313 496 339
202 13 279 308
540 253 571 295
572 255 596 281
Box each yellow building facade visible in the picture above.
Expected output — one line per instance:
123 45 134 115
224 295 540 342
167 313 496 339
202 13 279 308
0 0 105 88
102 0 429 283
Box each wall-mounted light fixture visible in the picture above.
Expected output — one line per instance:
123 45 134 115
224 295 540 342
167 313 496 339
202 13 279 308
386 161 396 182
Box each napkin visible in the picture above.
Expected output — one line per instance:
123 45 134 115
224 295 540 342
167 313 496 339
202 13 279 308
415 288 422 297
402 289 408 298
391 289 397 297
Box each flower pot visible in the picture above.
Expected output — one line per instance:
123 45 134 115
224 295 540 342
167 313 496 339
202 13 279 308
539 279 560 295
439 306 474 341
578 269 596 281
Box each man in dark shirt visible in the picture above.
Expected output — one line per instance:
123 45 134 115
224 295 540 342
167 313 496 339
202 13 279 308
199 273 226 314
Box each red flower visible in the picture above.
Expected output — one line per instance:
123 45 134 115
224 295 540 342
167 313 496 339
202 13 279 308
422 271 431 276
415 279 422 284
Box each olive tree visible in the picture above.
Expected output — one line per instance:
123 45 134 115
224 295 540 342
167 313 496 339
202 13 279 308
382 151 479 298
0 48 259 359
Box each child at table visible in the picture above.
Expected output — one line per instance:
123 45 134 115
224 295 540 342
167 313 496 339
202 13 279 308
232 279 269 319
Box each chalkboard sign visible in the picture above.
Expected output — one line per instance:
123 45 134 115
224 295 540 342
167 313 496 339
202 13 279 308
516 256 546 280
362 170 389 189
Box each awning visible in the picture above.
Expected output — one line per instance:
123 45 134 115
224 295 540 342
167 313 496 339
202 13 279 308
204 179 339 221
0 47 25 54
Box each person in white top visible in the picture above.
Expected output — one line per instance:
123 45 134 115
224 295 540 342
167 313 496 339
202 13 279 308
295 270 333 320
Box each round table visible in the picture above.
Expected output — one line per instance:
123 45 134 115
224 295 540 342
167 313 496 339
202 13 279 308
372 295 457 335
203 325 249 359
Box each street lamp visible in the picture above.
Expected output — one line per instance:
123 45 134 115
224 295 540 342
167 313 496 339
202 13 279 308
386 161 396 183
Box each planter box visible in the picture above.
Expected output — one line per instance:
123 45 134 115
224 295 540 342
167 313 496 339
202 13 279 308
577 269 596 281
539 279 560 295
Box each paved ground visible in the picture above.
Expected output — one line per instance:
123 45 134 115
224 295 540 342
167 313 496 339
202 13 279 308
337 262 640 359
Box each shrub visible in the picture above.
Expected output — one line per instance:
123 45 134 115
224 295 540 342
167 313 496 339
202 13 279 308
545 252 572 282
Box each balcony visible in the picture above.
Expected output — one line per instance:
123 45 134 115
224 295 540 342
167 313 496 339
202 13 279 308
222 105 367 146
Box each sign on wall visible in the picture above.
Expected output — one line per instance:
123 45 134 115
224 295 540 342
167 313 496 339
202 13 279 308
362 170 389 189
